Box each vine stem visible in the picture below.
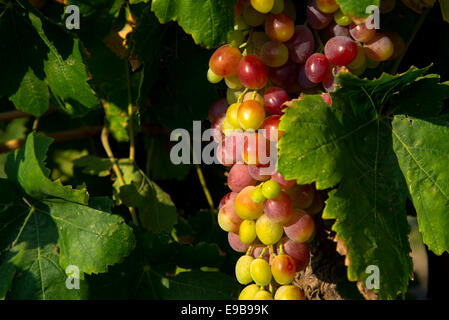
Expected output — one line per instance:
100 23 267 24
125 60 136 161
101 127 139 226
391 8 431 74
195 164 215 211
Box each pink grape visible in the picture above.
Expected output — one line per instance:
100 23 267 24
278 238 310 271
321 92 332 106
219 192 236 209
363 33 394 61
264 191 293 224
228 232 251 252
324 36 357 66
211 114 225 143
307 0 333 30
252 245 270 262
228 163 257 192
265 13 295 42
349 23 376 43
248 165 272 181
264 87 290 115
305 53 331 83
284 210 316 243
285 25 315 64
238 55 268 89
268 60 300 92
285 184 315 209
272 171 295 189
324 21 350 41
217 132 245 166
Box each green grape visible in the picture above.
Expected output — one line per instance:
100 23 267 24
365 57 380 69
334 9 352 26
225 103 242 129
274 285 305 300
349 62 366 76
239 219 257 244
261 179 281 199
235 255 254 284
225 74 243 90
271 0 284 13
239 284 260 300
347 43 366 70
235 15 250 31
250 258 272 286
255 213 284 245
243 5 267 26
251 0 275 13
227 88 244 104
207 68 223 84
251 186 266 203
228 30 245 48
254 290 273 300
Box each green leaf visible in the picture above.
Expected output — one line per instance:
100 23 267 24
277 67 443 298
151 0 236 48
336 0 380 18
66 0 125 17
73 155 113 177
160 271 239 299
28 12 98 116
0 118 29 179
441 0 449 23
0 10 49 116
114 161 178 233
392 116 449 255
5 132 88 204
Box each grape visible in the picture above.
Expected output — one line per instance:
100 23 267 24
239 284 260 300
268 60 300 92
235 186 265 220
256 213 284 245
261 115 284 141
272 171 296 189
274 285 305 300
278 238 310 271
264 191 293 224
264 87 289 115
304 189 324 214
227 87 244 104
228 232 251 252
265 13 295 42
349 23 376 43
239 219 257 244
252 245 270 261
228 30 245 48
284 211 316 243
347 43 366 71
238 55 268 90
251 31 270 51
251 186 266 203
316 0 340 13
282 0 296 21
248 164 272 181
322 72 336 92
285 25 315 64
218 206 242 233
321 92 332 106
225 74 243 90
271 254 297 284
209 45 242 78
251 0 275 13
228 163 257 193
242 133 271 166
243 5 267 27
254 290 274 300
285 184 315 210
365 57 380 69
211 114 225 143
235 255 254 284
384 31 405 60
238 100 266 130
250 258 272 286
219 192 236 210
262 179 281 199
305 53 331 83
271 0 284 14
307 0 333 30
350 60 366 76
260 41 289 67
225 103 242 129
333 9 352 26
325 21 350 40
207 68 223 83
380 0 396 14
209 98 229 123
363 33 394 61
324 36 357 66
298 64 318 89
218 132 245 165
243 91 264 106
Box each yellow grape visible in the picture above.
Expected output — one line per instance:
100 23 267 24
255 213 284 245
254 290 274 300
274 285 305 300
239 219 257 244
250 258 272 286
235 255 254 285
225 103 242 129
251 0 275 14
238 284 260 300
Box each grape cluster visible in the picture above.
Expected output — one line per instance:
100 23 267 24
207 0 400 300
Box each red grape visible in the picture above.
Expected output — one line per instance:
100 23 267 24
264 191 293 224
209 45 242 77
242 133 271 166
265 13 295 42
228 163 257 192
238 55 268 89
298 64 318 89
264 87 290 115
349 23 376 43
324 36 357 66
208 98 229 123
305 53 331 83
307 0 333 30
261 115 284 141
268 60 300 92
285 25 315 64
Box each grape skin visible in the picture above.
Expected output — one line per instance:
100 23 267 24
235 255 254 284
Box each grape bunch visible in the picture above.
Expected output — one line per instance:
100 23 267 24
207 0 400 300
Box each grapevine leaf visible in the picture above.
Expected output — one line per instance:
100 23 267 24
0 10 49 116
114 160 178 233
5 132 89 204
66 0 125 17
160 271 239 300
392 116 449 255
151 0 236 48
441 0 449 23
73 155 113 177
336 0 380 18
28 12 99 116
